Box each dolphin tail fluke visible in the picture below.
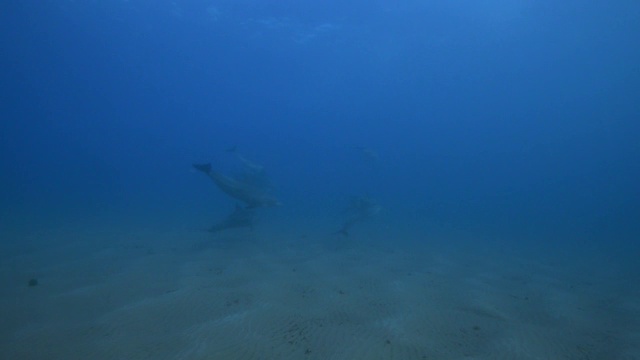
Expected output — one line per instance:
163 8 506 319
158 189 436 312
193 163 212 174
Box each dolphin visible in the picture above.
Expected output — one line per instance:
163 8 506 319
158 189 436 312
335 196 382 236
209 204 255 233
193 163 280 208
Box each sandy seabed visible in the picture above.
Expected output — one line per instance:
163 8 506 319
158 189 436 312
1 219 639 360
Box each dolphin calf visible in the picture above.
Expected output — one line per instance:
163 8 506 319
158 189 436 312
335 196 382 236
193 163 280 208
209 204 255 233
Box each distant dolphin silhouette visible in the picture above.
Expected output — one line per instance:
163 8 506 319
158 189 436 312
209 204 255 233
193 163 280 208
335 196 382 236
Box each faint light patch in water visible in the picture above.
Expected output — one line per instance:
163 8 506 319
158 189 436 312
256 17 294 30
169 1 183 18
206 5 221 22
294 23 341 45
455 0 533 24
240 17 341 45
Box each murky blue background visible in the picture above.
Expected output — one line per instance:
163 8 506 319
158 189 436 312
1 0 639 261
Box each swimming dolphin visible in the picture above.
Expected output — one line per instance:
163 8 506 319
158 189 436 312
335 196 382 236
209 204 255 233
193 163 280 208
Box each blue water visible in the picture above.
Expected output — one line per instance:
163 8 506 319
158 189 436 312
1 0 639 358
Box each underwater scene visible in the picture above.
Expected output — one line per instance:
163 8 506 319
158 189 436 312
1 0 639 359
